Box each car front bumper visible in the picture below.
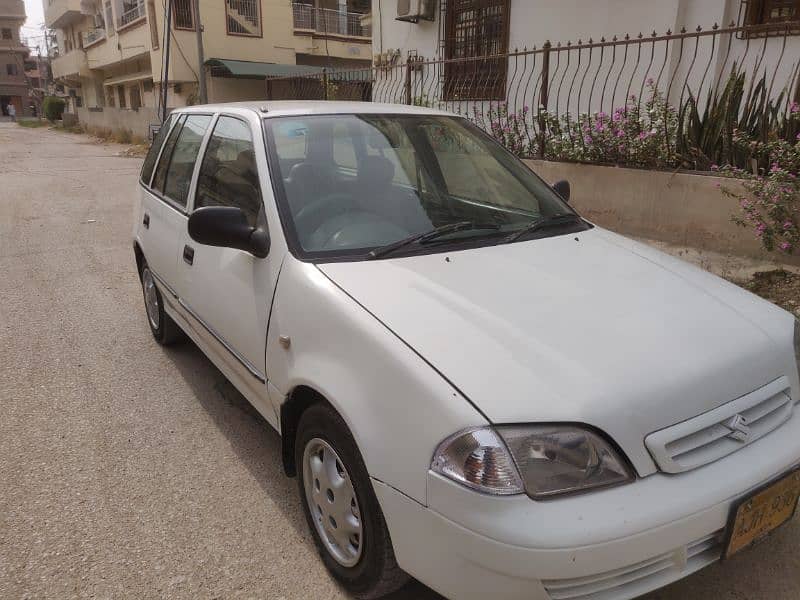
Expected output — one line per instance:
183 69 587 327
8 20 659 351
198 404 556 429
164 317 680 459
373 409 800 600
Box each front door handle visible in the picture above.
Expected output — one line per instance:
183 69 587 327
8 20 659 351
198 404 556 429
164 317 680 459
142 213 150 229
183 245 194 265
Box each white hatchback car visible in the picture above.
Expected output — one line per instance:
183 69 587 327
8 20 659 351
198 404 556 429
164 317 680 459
134 102 800 600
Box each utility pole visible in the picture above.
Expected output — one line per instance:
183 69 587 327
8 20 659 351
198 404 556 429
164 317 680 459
192 0 207 104
161 0 173 122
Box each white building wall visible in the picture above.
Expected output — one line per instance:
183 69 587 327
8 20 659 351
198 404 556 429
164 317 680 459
372 0 800 117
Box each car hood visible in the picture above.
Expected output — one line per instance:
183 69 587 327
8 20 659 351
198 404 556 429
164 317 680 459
317 228 791 476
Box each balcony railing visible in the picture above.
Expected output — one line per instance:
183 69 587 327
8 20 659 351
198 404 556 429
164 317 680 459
118 1 145 28
82 27 107 47
292 3 371 38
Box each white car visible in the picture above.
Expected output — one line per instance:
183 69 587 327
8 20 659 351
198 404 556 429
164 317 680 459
133 102 800 600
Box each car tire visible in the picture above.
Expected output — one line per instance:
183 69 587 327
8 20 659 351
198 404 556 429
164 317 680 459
140 265 183 346
296 403 409 599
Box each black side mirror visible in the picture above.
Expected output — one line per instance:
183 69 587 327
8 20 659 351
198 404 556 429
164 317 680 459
188 206 270 258
553 179 571 203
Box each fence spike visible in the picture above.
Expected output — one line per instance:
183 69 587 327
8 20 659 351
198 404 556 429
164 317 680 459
651 30 657 37
637 32 643 39
613 35 618 41
666 29 672 35
514 47 519 52
712 22 719 30
624 33 630 40
680 27 687 34
729 20 736 27
523 45 528 51
578 38 582 44
600 36 606 42
588 38 593 44
696 25 702 32
557 41 562 47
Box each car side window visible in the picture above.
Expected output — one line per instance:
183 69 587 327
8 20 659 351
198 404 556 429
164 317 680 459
140 113 176 186
152 115 185 195
195 116 263 227
154 115 212 208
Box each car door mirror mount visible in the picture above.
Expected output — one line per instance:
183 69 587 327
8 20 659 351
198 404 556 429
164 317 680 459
188 206 270 258
553 179 571 203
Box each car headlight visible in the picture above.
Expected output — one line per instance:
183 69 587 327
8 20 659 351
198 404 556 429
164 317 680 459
497 425 634 499
431 425 634 499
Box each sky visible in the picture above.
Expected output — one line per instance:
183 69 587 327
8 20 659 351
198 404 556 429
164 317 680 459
21 0 46 54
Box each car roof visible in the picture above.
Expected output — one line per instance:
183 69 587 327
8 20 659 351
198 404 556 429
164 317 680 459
175 101 458 119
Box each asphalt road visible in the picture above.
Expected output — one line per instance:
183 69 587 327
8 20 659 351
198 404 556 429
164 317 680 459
1 123 798 600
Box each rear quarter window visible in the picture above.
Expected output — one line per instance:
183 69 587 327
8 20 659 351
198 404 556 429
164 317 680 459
140 114 176 186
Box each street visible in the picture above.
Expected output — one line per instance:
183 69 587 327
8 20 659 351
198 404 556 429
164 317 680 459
1 122 798 599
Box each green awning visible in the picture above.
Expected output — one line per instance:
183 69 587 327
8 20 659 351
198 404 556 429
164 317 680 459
206 59 326 79
206 58 373 82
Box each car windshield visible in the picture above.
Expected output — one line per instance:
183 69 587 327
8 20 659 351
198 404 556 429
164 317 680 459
264 113 581 260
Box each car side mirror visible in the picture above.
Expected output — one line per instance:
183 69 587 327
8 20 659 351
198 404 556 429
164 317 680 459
188 206 270 258
553 180 571 203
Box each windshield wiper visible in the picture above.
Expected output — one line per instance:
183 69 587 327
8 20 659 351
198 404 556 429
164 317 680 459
502 213 584 244
367 221 499 259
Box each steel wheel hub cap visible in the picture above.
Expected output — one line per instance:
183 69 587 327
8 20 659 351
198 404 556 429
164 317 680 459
302 438 363 567
142 269 160 330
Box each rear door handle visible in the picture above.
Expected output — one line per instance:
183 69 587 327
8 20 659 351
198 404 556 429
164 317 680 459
142 213 150 228
183 245 194 265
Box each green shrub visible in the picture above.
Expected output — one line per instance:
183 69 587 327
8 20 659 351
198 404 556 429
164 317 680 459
43 96 66 122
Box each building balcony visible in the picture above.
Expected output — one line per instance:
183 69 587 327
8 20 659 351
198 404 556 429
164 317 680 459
82 27 107 48
117 0 146 30
292 3 371 39
52 48 89 81
0 0 26 19
44 0 85 28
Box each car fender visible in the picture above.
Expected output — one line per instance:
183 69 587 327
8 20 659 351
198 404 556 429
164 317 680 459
265 257 487 505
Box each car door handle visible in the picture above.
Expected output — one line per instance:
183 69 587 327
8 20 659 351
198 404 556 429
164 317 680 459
183 245 194 265
142 213 150 229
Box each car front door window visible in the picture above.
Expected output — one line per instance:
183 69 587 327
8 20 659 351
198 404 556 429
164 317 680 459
195 115 263 227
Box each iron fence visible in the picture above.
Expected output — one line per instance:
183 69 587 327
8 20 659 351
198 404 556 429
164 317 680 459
265 21 800 169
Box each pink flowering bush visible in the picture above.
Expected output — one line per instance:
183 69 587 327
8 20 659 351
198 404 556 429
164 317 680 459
719 130 800 255
472 103 536 156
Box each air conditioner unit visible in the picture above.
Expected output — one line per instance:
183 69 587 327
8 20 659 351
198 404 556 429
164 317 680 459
396 0 435 23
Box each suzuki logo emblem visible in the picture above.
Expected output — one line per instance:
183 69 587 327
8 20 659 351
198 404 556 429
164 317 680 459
723 414 751 443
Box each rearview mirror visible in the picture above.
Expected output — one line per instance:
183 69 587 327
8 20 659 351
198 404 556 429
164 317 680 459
188 206 270 258
553 180 571 203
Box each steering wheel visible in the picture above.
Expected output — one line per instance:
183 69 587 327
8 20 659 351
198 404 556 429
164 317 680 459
294 193 363 242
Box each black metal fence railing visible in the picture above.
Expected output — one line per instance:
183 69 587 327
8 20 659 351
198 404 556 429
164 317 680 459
265 21 800 170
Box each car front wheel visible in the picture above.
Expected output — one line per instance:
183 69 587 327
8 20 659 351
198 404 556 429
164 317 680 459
296 403 409 599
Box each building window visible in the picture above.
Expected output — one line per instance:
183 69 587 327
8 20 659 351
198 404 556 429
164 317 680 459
105 1 115 35
742 0 800 33
147 0 159 48
1 28 12 40
173 0 194 29
6 63 18 76
444 0 510 100
225 0 262 37
117 85 126 109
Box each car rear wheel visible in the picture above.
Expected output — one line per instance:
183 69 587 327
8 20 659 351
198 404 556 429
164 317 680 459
140 265 183 345
296 403 409 599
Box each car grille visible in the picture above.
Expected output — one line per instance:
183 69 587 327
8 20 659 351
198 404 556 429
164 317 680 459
542 530 723 600
645 377 793 474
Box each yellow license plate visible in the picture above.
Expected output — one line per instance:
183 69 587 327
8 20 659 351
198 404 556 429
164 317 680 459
724 469 800 558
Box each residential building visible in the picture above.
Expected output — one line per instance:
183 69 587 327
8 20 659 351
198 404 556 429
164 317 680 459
45 0 372 136
0 0 28 117
371 0 800 113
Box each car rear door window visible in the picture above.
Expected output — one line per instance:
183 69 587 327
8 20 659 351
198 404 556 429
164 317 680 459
153 114 212 208
140 113 176 186
195 116 262 227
